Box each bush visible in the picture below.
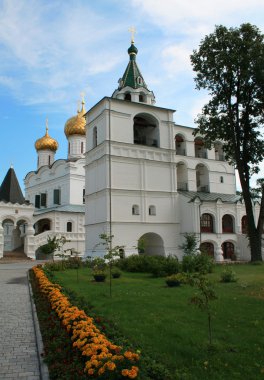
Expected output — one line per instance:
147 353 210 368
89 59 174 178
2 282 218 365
220 267 238 283
182 253 213 274
166 273 186 287
111 267 122 278
116 254 180 277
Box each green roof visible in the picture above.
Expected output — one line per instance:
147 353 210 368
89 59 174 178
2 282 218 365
118 43 149 91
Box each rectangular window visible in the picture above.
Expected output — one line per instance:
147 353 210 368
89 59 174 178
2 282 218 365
53 189 60 205
35 194 40 208
83 188 85 204
40 193 47 207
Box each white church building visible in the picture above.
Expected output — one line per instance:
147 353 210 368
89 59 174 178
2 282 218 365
0 37 261 261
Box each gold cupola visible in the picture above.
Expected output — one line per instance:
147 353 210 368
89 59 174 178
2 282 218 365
35 122 58 152
64 99 86 137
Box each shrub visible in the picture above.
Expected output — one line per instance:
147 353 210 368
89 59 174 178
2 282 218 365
182 253 213 274
220 267 238 283
166 273 186 287
111 267 121 278
116 254 180 277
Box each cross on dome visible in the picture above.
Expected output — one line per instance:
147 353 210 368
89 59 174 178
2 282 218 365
128 26 136 44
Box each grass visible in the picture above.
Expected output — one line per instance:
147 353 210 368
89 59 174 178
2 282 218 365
50 264 264 380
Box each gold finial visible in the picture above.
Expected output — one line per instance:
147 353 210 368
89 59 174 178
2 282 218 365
128 26 136 44
45 118 49 134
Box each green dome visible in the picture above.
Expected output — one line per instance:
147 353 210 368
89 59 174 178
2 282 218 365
128 43 138 57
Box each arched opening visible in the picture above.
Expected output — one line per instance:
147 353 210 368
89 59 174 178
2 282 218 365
195 137 207 158
34 218 51 235
2 219 27 253
133 113 159 148
175 134 186 156
200 213 214 233
67 222 72 232
196 164 210 192
222 241 235 260
222 214 234 233
177 162 188 191
241 215 248 234
214 142 224 161
124 93 131 101
138 233 165 256
200 242 214 257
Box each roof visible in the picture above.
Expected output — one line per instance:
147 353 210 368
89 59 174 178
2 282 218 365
178 190 242 203
34 204 85 215
0 167 25 204
118 43 149 91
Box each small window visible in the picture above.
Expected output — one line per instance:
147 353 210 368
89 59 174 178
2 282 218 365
68 142 70 154
53 189 60 205
48 155 51 166
35 195 40 208
67 222 72 232
137 76 143 85
93 127 97 148
149 205 156 216
124 93 131 101
83 189 85 204
132 205 139 215
220 176 224 183
81 141 84 154
40 193 47 207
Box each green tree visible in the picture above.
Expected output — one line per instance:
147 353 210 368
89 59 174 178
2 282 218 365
191 23 264 262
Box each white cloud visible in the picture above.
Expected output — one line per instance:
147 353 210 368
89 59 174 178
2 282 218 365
161 44 192 77
131 0 264 34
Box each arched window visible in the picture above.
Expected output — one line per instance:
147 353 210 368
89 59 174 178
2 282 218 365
241 215 248 234
200 242 214 257
132 205 139 215
222 214 234 233
149 205 156 216
222 241 235 260
124 93 131 101
68 142 70 154
48 155 51 166
81 141 84 154
139 94 144 102
200 213 214 233
67 222 72 232
220 176 224 183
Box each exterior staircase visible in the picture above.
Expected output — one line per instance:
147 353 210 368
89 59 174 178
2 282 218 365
1 246 32 261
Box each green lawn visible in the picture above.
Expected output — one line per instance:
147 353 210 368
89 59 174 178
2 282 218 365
52 264 264 380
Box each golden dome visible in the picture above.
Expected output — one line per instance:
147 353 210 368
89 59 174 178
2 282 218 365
64 100 86 137
35 125 58 152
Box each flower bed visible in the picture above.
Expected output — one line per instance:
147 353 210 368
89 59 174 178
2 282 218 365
32 266 139 379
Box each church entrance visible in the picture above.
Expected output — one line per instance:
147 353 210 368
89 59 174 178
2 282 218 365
138 233 165 256
222 241 235 260
2 219 27 253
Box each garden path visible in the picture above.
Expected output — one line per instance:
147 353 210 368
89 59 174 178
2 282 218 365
0 261 41 380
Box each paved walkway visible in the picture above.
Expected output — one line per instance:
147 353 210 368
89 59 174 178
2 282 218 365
0 262 41 380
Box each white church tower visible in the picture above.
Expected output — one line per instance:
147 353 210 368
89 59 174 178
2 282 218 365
84 36 180 256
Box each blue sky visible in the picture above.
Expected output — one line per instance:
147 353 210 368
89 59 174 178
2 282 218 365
0 0 264 190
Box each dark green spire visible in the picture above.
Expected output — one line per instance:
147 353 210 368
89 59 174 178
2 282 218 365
118 42 149 90
0 167 25 204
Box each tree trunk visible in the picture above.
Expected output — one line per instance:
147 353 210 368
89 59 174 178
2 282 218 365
240 177 263 262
